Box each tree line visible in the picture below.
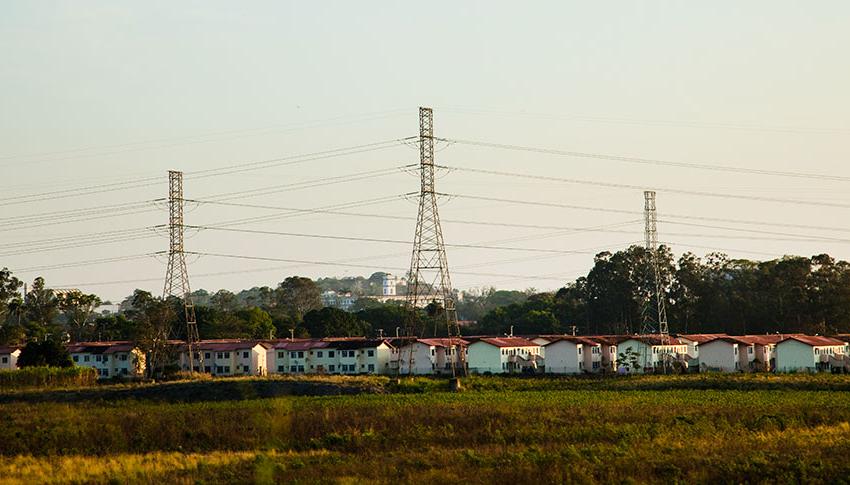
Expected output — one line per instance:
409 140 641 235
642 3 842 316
5 245 850 359
468 245 850 337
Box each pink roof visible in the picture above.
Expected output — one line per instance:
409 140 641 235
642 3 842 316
543 336 601 347
272 340 331 351
0 346 22 354
780 335 846 347
416 338 469 347
677 334 729 343
475 337 538 348
181 340 270 352
615 335 685 346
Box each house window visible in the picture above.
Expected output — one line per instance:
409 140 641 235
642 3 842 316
278 352 285 359
205 352 211 359
243 352 249 359
243 365 249 373
329 365 335 372
204 366 211 373
432 349 436 356
328 351 335 358
95 355 101 362
578 347 582 354
121 368 128 375
290 366 297 372
748 347 753 354
368 364 375 372
224 366 230 373
120 354 127 361
103 356 108 363
224 352 230 359
217 352 223 359
298 351 304 359
368 350 375 357
592 361 600 369
317 351 323 358
84 356 90 362
278 366 285 372
73 356 79 362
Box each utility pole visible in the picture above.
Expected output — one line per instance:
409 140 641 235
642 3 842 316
163 170 203 374
640 191 670 370
401 107 466 378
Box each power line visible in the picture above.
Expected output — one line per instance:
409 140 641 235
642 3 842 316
437 164 850 209
0 138 414 207
437 137 850 183
437 107 850 136
0 109 412 165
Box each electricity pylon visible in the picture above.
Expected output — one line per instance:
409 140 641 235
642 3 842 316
401 107 465 377
640 191 670 370
163 170 203 374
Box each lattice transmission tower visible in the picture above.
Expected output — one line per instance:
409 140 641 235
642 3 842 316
640 190 669 342
163 170 203 374
401 107 465 377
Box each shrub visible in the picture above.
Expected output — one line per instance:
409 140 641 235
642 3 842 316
0 366 98 390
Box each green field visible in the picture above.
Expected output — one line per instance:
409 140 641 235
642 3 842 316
2 375 850 484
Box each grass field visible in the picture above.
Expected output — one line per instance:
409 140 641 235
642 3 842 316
2 374 850 484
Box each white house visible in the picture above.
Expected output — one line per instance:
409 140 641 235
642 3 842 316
0 345 22 370
66 342 145 378
774 335 847 373
614 336 688 373
696 337 755 372
676 334 728 366
331 339 395 375
181 340 270 376
391 338 468 375
467 337 541 374
542 337 583 374
542 336 609 374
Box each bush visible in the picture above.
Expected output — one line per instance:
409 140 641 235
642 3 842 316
0 366 98 390
17 340 73 368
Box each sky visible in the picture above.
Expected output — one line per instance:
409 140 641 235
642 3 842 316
1 1 849 303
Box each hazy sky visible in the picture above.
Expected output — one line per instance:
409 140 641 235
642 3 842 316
2 1 849 302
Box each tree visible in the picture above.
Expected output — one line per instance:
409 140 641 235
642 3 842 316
276 276 322 318
56 291 102 342
302 307 368 338
17 340 73 368
23 277 59 338
93 314 134 341
125 290 177 378
210 289 238 312
0 267 22 323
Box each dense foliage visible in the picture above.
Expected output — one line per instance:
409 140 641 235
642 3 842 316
470 246 850 336
16 340 73 368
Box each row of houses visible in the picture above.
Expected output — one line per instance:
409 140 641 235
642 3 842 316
1 333 848 378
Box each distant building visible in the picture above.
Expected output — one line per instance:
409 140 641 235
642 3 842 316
66 342 145 378
0 345 22 370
